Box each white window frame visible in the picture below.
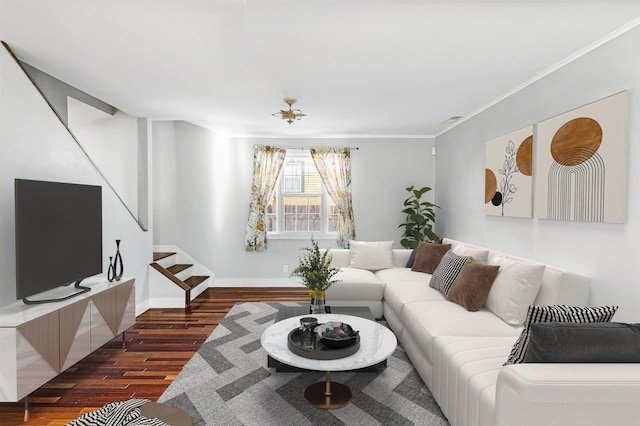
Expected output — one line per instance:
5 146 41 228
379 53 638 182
267 151 338 240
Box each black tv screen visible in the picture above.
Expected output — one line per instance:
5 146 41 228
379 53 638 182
15 179 102 301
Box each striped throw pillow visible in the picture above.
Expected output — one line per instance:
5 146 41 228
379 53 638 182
504 304 618 365
429 251 471 296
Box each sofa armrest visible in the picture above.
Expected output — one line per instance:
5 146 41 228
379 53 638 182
495 363 640 426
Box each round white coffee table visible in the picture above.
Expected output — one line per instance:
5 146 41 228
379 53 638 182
261 314 397 409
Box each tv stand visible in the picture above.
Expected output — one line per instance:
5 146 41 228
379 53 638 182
0 278 135 412
22 280 91 305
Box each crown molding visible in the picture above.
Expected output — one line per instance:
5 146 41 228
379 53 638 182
435 16 640 138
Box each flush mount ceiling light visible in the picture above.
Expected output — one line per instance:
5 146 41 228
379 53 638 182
272 98 307 124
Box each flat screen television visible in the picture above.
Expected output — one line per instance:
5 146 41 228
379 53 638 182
15 179 102 304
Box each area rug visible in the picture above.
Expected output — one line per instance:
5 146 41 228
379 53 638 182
158 302 449 426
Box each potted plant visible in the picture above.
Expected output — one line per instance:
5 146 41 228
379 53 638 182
398 185 440 249
290 238 340 314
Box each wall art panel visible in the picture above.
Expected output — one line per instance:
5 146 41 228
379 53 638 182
485 125 534 217
535 91 628 223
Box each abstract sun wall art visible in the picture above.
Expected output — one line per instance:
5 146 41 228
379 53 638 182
535 91 628 223
485 125 533 218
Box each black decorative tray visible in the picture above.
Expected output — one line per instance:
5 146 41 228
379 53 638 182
287 325 360 360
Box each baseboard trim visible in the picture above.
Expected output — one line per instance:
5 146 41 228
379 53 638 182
212 277 303 288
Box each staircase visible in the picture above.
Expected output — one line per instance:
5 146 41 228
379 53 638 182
149 251 211 312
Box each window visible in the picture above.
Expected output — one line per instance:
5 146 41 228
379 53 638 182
266 152 338 237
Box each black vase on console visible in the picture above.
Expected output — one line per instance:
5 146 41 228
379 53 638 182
107 256 115 282
113 240 124 281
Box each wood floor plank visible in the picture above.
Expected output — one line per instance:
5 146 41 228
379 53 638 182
0 287 307 425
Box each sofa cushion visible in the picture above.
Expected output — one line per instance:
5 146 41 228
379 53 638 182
325 267 385 301
523 322 640 363
401 301 522 363
411 242 452 274
447 258 500 312
505 304 619 365
376 267 429 285
348 240 394 270
383 280 445 314
429 251 471 295
484 256 545 325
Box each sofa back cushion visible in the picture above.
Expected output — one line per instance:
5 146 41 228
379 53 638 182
484 255 545 325
323 248 413 269
450 245 490 264
443 238 591 309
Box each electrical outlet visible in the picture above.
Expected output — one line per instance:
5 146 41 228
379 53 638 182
282 264 289 273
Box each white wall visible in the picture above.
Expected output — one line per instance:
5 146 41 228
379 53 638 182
152 121 178 245
434 26 640 321
69 102 140 217
0 46 153 313
152 121 435 282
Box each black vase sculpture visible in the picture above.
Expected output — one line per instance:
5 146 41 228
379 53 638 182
107 256 115 282
113 239 124 281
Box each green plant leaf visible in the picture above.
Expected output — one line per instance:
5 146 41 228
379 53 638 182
400 184 439 248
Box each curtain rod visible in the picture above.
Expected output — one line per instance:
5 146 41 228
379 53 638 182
254 145 359 150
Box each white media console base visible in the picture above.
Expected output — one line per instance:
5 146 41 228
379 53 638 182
0 278 135 413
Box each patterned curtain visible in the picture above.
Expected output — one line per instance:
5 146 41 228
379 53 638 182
245 146 287 251
310 148 356 248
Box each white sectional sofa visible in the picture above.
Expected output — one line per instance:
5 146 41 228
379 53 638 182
323 238 640 426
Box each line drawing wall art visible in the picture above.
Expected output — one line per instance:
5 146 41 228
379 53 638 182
535 91 628 223
485 125 533 217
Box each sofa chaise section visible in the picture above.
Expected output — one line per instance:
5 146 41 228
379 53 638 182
322 238 638 426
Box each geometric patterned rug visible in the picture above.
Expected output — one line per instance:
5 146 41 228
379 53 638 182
158 302 450 426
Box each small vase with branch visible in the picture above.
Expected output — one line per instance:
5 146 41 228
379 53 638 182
290 238 340 314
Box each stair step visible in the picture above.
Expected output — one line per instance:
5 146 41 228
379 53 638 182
184 276 209 289
153 252 176 261
167 264 193 274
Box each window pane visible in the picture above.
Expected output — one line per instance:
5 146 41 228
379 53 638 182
328 198 338 232
284 214 296 231
310 214 321 231
304 158 322 193
284 196 296 213
283 162 302 193
266 192 277 232
297 214 308 231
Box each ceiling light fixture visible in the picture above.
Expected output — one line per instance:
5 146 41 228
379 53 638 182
272 98 306 124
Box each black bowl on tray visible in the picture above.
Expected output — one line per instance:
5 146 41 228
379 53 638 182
315 321 359 349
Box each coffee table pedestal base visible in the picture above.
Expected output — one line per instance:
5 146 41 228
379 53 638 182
304 371 352 410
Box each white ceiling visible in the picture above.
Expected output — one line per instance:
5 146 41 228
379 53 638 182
1 0 639 137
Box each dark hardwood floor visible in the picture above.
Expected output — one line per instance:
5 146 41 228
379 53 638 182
0 287 308 426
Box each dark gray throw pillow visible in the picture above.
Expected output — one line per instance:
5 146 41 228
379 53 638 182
523 322 640 363
406 248 417 268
